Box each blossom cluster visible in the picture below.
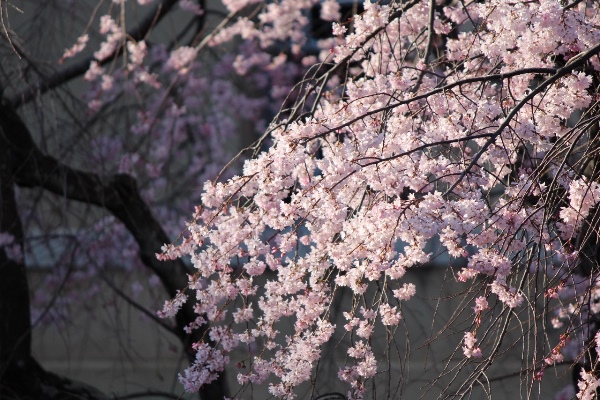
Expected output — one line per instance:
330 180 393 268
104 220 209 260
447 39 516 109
577 370 600 400
462 332 482 359
150 0 600 397
50 0 600 397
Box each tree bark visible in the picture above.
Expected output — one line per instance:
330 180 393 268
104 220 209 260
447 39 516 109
0 112 111 399
0 113 32 391
0 101 225 399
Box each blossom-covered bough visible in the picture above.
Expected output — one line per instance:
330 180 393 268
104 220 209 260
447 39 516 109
3 0 600 398
156 0 600 398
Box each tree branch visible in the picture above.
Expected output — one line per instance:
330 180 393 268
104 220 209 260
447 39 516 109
0 107 111 400
7 0 179 108
0 100 225 399
0 100 191 325
100 272 178 335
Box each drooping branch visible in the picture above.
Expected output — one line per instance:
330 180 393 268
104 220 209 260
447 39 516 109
100 273 178 335
7 0 180 108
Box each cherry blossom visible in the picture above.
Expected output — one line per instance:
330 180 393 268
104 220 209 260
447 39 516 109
41 0 600 398
463 332 482 359
153 0 600 395
577 370 600 400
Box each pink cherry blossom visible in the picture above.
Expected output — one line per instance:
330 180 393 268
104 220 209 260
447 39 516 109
52 0 600 397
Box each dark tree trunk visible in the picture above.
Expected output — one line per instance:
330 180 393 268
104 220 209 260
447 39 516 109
0 118 110 399
0 102 225 399
0 118 32 395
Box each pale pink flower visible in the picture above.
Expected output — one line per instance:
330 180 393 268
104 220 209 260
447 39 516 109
99 15 118 35
332 23 346 37
84 61 104 81
578 370 600 400
60 34 89 63
473 297 489 313
379 303 401 326
166 46 198 74
222 0 261 14
127 41 147 66
320 0 340 22
463 332 482 358
490 281 523 308
157 290 188 318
